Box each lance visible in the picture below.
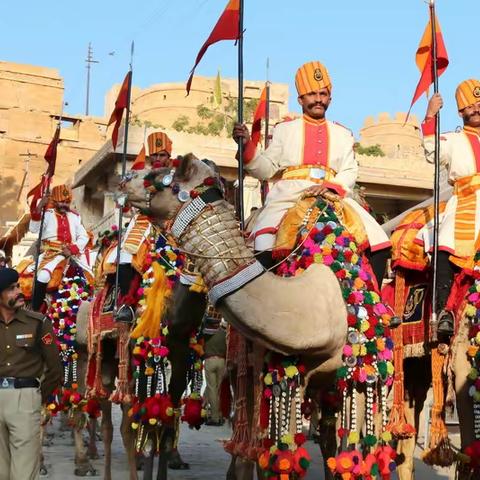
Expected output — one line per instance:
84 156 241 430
113 43 134 320
429 0 441 342
261 58 271 205
236 0 245 228
31 107 63 307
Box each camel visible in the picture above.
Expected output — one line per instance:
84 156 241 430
122 156 395 479
382 204 477 480
75 256 207 480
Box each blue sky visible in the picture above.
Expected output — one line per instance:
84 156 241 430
2 1 478 136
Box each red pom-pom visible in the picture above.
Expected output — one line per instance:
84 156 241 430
294 433 306 446
203 177 215 186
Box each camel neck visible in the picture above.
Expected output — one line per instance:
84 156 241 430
176 199 255 289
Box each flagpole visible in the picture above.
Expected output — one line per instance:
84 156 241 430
31 104 65 307
261 76 271 204
429 0 441 342
113 45 134 319
236 0 245 228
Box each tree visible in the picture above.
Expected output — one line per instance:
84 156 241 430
354 143 385 157
172 115 190 132
171 94 259 138
130 115 164 130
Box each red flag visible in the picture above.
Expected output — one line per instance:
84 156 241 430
45 125 61 178
27 175 49 215
409 10 448 110
251 86 268 147
108 71 131 149
186 0 240 95
131 145 146 171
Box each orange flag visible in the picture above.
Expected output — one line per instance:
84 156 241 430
409 10 448 110
251 86 268 147
108 71 131 149
186 0 240 95
131 145 146 171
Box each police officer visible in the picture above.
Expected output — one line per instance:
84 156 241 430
0 268 62 480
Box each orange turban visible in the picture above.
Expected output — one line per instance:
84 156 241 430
50 184 72 204
295 61 332 97
147 132 172 155
455 79 480 111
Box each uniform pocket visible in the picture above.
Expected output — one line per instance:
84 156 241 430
19 388 41 413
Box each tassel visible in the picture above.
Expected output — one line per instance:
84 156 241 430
422 347 456 466
131 262 171 339
89 338 108 399
110 325 131 404
387 270 415 438
219 376 232 420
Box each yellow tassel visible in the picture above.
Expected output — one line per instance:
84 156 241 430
130 262 171 339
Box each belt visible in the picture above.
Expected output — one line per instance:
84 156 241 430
281 165 336 183
0 377 40 389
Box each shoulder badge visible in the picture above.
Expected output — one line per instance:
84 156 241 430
333 121 354 136
274 115 297 127
41 333 53 345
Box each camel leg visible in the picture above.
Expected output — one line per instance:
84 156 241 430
87 417 100 460
142 448 155 480
396 357 431 480
318 402 338 480
73 411 98 477
454 327 475 480
120 403 139 480
101 400 114 480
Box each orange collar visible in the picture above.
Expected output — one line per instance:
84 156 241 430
302 114 326 126
464 125 480 136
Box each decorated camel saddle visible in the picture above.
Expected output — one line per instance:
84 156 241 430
121 155 402 479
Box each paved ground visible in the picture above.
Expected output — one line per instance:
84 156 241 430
42 404 457 479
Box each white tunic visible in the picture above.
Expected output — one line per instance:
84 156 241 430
417 118 480 258
245 116 390 251
28 209 91 275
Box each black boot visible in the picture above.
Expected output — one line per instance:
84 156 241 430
31 281 48 312
436 251 455 340
369 248 389 288
114 264 136 324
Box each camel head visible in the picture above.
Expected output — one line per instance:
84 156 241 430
122 153 219 222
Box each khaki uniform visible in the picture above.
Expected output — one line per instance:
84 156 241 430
0 308 62 480
204 328 227 423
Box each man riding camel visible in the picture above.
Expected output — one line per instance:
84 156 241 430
25 184 92 311
418 79 480 339
107 131 174 323
233 60 391 288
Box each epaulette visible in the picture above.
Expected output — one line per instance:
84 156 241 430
274 116 297 127
21 309 45 322
68 209 80 216
333 121 354 136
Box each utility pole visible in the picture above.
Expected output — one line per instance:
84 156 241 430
85 42 99 116
18 150 38 209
